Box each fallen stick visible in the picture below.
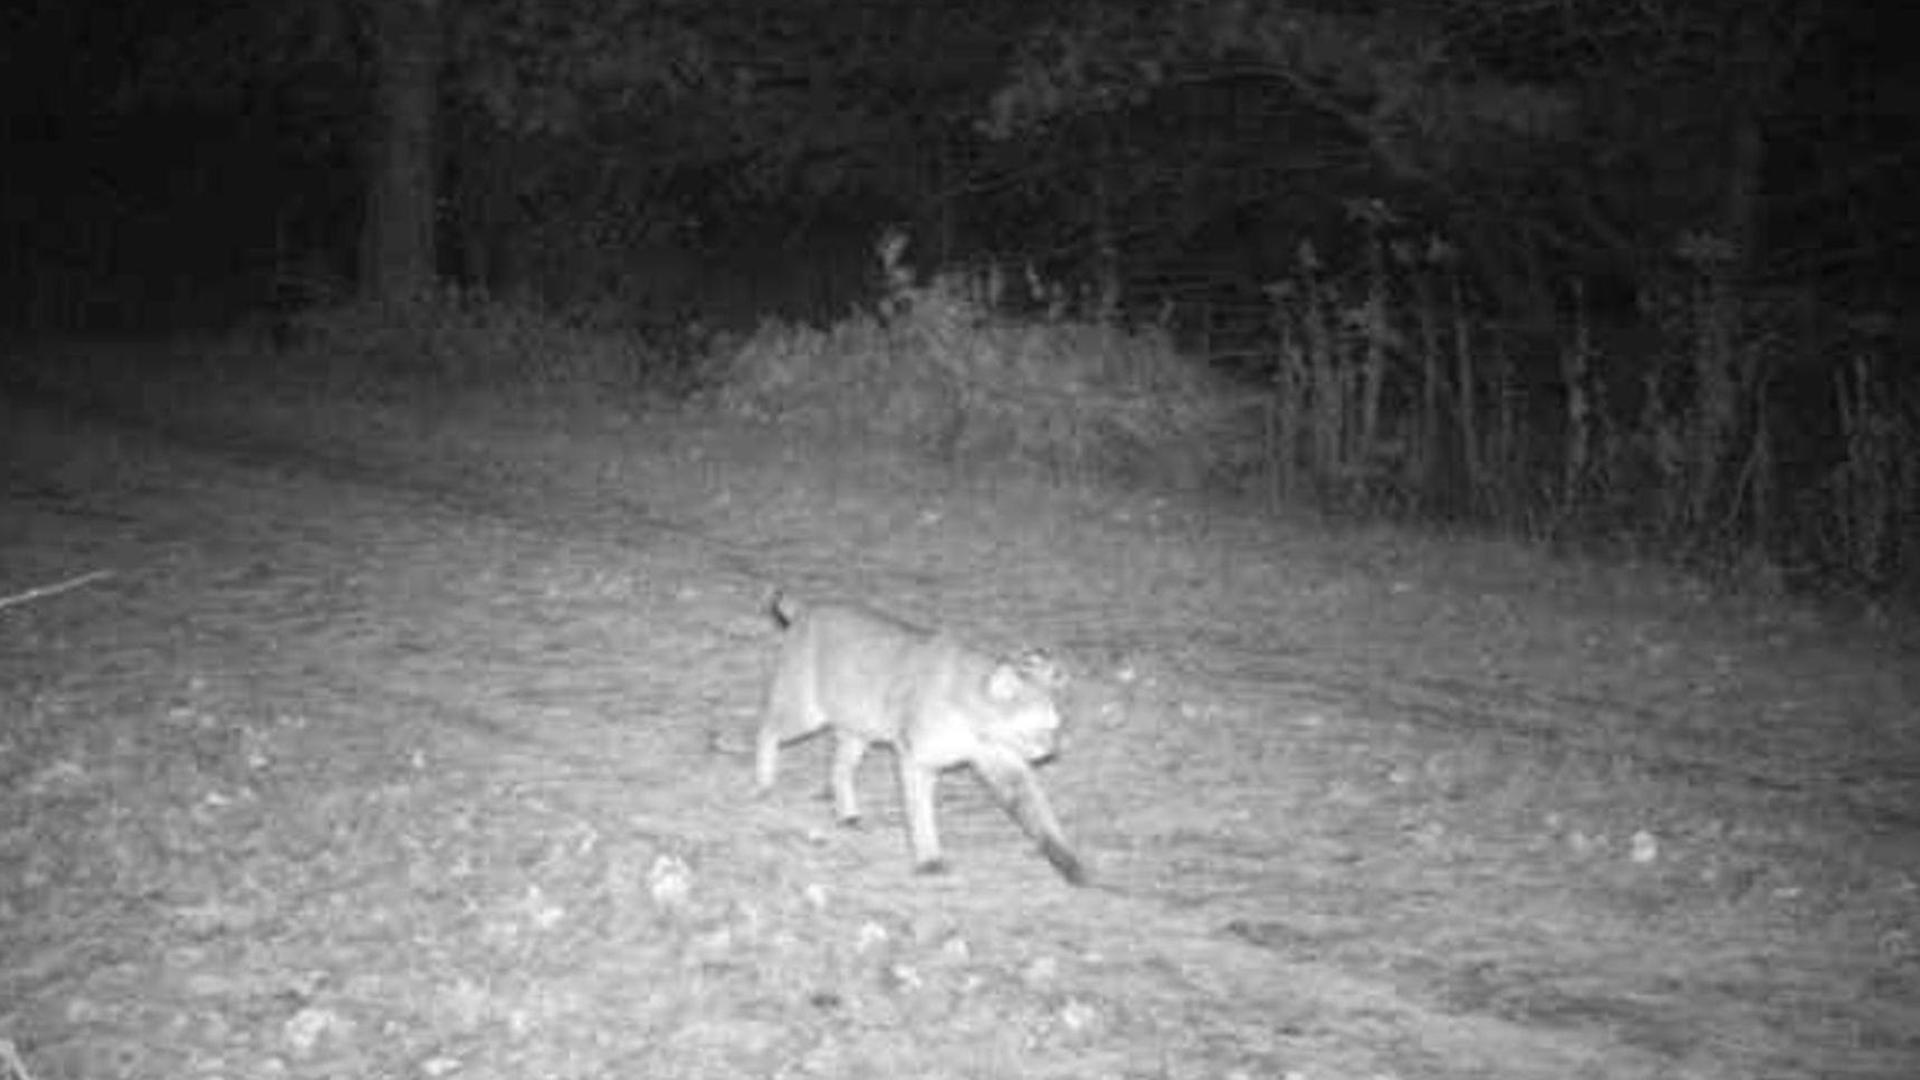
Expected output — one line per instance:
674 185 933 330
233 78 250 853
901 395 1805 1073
0 569 115 612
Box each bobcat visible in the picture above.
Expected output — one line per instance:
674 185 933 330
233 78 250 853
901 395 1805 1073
754 592 1088 886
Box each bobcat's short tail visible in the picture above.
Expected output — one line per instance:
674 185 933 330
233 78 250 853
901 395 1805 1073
767 589 803 630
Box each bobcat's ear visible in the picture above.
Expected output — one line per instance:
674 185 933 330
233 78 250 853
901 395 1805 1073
986 651 1066 700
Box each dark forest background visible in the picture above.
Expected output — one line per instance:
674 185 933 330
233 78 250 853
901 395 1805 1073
4 0 1917 599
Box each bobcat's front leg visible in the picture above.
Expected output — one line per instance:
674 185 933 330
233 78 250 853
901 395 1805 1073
897 758 948 875
830 732 871 826
972 746 1088 886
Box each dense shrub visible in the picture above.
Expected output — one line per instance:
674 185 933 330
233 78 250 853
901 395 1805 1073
713 270 1263 490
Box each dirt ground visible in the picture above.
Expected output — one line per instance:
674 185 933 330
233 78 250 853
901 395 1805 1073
2 347 1918 1080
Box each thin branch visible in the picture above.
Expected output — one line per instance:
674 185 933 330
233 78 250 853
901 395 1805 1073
0 570 116 612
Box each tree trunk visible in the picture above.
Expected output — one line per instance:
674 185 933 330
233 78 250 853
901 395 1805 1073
361 0 441 303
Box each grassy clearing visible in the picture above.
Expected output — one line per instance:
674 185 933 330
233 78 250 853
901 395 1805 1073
2 342 1917 1078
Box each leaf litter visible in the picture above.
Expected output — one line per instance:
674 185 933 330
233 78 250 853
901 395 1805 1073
2 382 1917 1079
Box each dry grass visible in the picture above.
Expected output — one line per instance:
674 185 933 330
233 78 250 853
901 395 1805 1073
713 274 1262 493
2 344 1917 1078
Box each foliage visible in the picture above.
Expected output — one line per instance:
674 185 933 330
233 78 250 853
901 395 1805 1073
24 0 1920 597
109 0 359 110
267 287 688 401
1250 213 1920 595
447 0 713 136
984 0 1573 178
714 236 1262 490
1822 354 1920 592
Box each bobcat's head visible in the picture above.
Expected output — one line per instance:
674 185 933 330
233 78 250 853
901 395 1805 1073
981 649 1070 762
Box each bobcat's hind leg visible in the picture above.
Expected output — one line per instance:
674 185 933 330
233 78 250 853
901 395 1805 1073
754 668 824 798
